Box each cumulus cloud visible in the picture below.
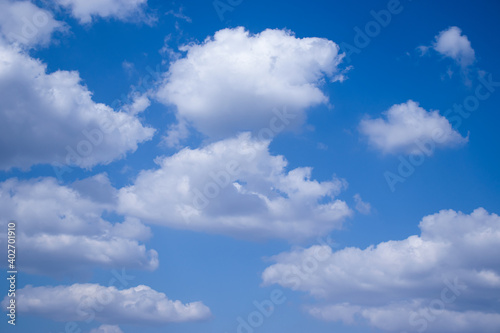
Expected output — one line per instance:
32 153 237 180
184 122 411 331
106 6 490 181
0 41 154 171
89 326 123 333
54 0 152 24
359 100 467 155
262 208 500 332
0 0 66 47
0 175 158 277
433 26 475 68
118 133 351 241
2 284 211 325
156 27 345 141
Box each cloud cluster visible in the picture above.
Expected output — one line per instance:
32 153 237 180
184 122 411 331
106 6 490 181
2 283 211 325
54 0 151 24
0 175 158 276
262 208 500 332
359 100 467 154
156 27 345 142
118 133 351 241
0 40 154 171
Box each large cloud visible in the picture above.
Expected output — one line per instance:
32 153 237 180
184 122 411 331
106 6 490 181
433 26 475 68
156 27 345 143
0 40 154 171
262 208 500 332
54 0 151 24
2 283 211 325
0 175 158 276
359 100 467 155
0 0 66 47
118 133 351 241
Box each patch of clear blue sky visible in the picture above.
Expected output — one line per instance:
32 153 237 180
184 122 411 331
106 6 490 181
1 0 499 332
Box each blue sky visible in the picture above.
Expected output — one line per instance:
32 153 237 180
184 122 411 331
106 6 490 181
1 0 500 332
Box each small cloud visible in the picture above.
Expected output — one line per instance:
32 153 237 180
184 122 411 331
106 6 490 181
120 92 151 115
53 0 155 25
446 67 454 78
122 60 135 76
161 120 190 148
359 100 467 155
353 194 371 215
317 142 328 150
433 26 475 69
89 325 123 333
416 45 429 56
165 7 192 23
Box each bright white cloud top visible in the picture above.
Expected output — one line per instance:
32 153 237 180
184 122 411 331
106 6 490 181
433 26 476 68
54 0 150 24
118 133 351 241
359 100 467 155
0 175 158 276
156 27 345 143
1 284 211 324
0 41 154 171
0 0 66 48
262 208 500 332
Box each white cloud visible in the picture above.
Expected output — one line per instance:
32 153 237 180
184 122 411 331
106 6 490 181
165 7 192 23
0 0 66 47
54 0 152 24
0 175 158 277
89 325 123 333
120 92 151 115
162 120 190 148
156 27 345 141
353 194 371 215
118 133 351 241
262 208 500 332
359 100 467 155
1 283 211 325
0 41 155 171
308 303 500 333
433 26 475 68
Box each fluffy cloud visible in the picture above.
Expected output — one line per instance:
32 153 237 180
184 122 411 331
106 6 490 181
359 100 467 155
2 284 211 325
433 26 475 68
156 27 345 141
0 0 66 47
262 208 500 332
0 41 154 171
0 175 158 276
54 0 151 24
118 133 351 241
